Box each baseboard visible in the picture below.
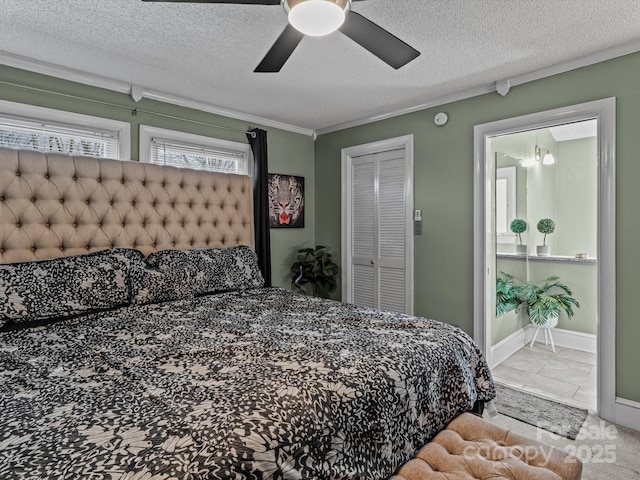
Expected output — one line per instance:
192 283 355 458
525 325 597 354
490 324 596 368
615 397 640 432
490 327 528 368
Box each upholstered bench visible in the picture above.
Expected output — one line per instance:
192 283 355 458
392 413 582 480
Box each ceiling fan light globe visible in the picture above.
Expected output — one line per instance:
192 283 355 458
285 0 350 37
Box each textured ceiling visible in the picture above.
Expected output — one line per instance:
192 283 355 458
1 0 640 133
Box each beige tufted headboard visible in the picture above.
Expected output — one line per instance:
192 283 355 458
0 148 254 264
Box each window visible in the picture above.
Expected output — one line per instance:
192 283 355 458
139 125 251 176
0 99 130 160
496 166 516 244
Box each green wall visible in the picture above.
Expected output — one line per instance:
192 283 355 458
315 51 640 402
556 137 597 256
0 64 315 289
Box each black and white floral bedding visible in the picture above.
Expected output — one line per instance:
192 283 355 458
0 288 495 480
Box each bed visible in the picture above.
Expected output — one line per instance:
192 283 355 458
0 148 495 479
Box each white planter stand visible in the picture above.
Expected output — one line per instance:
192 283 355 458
529 314 559 352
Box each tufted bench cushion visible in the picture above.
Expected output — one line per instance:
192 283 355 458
391 413 582 480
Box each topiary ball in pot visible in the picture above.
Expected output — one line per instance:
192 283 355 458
536 218 555 256
510 218 527 254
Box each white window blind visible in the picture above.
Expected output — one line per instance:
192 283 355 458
150 137 249 175
0 114 120 159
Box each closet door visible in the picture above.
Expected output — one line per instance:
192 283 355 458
351 156 377 307
377 151 407 312
349 149 408 312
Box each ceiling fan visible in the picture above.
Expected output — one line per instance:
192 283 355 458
141 0 420 72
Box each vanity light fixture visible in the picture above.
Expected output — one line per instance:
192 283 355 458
535 145 555 165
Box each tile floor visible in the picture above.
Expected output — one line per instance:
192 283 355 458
492 343 597 411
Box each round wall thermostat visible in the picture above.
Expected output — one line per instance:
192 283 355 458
434 112 448 126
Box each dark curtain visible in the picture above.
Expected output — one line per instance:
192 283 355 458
247 128 272 286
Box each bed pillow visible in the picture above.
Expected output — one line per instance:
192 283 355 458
225 245 265 290
141 246 264 298
0 248 144 327
143 248 219 289
129 258 199 305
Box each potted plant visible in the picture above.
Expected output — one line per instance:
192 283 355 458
517 275 580 328
496 272 521 316
536 218 555 256
290 245 339 297
510 218 528 255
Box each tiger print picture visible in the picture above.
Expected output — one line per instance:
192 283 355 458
268 173 304 228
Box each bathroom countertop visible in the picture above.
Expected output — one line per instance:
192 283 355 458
497 252 597 264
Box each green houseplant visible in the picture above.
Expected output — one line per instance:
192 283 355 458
290 245 339 297
536 218 555 256
496 272 521 316
517 275 580 327
510 218 528 254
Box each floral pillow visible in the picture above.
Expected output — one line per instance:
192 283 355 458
0 248 144 327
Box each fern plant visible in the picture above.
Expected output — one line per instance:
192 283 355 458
496 272 521 316
290 245 338 297
517 275 580 325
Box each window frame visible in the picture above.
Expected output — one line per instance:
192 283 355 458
0 99 130 160
139 125 252 176
496 166 517 244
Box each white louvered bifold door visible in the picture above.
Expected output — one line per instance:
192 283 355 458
377 151 407 312
350 149 408 313
351 157 377 307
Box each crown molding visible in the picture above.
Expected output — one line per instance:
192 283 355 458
141 89 315 137
316 39 640 136
0 50 131 94
0 50 315 138
316 84 496 135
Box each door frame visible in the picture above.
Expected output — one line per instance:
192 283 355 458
341 134 414 314
473 98 616 422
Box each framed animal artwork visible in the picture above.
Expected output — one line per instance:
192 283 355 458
268 173 304 228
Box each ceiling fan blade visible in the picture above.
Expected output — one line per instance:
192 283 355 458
141 0 280 4
255 24 304 73
340 11 420 69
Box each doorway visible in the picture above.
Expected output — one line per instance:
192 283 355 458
492 122 598 410
341 135 414 314
473 99 616 422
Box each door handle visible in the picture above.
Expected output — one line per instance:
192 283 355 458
371 260 374 265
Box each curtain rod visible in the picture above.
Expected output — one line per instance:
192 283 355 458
0 79 257 138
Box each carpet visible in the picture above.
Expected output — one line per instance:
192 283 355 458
492 383 588 440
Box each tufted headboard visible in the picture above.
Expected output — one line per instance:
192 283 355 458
0 148 254 264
